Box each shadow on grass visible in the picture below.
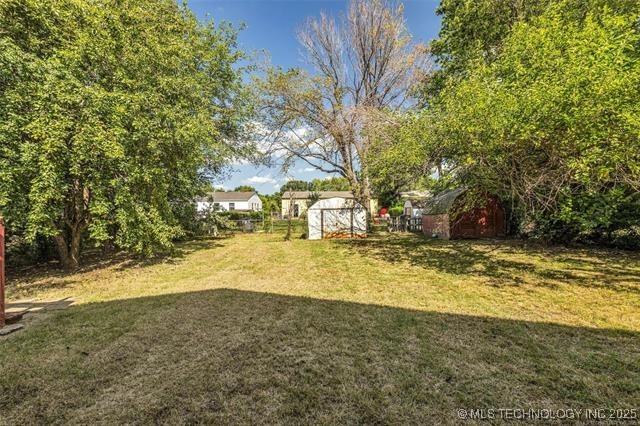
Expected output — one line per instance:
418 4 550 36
1 289 638 424
6 237 228 296
338 234 640 294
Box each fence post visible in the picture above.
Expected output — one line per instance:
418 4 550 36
0 217 5 328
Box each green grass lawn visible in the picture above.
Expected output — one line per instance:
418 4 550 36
1 230 639 424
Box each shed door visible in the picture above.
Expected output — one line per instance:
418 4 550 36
478 207 495 237
321 209 353 239
456 207 496 238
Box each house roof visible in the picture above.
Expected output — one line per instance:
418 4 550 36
399 190 431 201
281 191 356 200
197 191 257 202
423 188 466 215
404 199 430 209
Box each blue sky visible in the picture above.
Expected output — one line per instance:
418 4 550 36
187 0 442 194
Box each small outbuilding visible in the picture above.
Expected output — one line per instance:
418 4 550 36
307 197 367 240
422 188 506 239
400 190 431 217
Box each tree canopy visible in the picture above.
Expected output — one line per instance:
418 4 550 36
432 4 640 240
0 0 251 268
279 180 312 194
310 177 351 192
233 186 257 193
259 0 428 211
425 0 637 98
376 1 640 245
278 177 351 194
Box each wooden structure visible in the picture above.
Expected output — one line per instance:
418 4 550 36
399 190 431 217
308 197 367 240
0 217 5 327
0 218 27 331
422 189 506 239
388 216 423 233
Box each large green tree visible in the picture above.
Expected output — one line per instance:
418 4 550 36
0 0 250 269
367 111 438 199
426 0 637 98
279 180 312 194
233 186 257 193
310 177 350 192
430 4 640 240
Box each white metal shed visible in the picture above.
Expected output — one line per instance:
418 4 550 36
307 197 367 240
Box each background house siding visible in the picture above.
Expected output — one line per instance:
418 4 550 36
282 195 378 218
197 194 262 212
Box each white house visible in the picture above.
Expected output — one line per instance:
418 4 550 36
197 191 262 213
307 197 367 240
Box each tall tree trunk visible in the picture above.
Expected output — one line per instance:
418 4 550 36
285 192 294 241
70 224 81 267
54 180 89 270
360 177 373 228
345 167 373 225
54 225 82 271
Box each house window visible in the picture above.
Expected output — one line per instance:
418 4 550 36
293 204 299 217
229 202 235 211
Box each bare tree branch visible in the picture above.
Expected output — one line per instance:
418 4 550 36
258 0 431 209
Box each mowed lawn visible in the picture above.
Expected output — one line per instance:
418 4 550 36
1 229 640 424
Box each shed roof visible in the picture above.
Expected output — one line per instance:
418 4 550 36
399 190 431 201
197 191 257 202
308 197 364 210
405 199 430 209
423 188 466 215
282 191 355 200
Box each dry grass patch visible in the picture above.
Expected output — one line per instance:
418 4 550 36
1 231 639 423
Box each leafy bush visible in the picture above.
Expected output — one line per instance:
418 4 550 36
388 206 404 217
195 206 235 236
0 0 250 269
413 4 640 245
608 226 640 250
221 211 263 220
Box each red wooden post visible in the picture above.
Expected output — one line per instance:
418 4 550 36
0 217 5 328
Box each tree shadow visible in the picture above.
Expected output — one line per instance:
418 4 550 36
1 289 638 424
339 234 640 294
6 237 227 296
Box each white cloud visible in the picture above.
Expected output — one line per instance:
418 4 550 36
213 184 226 190
284 126 309 141
249 121 322 160
244 176 277 185
297 167 316 173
